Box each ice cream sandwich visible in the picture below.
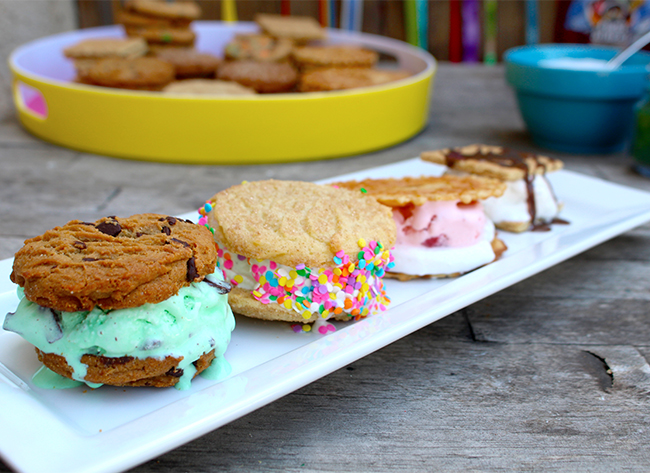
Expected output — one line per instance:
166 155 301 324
421 144 566 232
3 214 235 389
199 180 396 326
334 175 507 280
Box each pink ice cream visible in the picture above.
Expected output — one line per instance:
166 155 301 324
393 200 487 248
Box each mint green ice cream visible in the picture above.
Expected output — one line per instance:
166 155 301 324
3 272 235 390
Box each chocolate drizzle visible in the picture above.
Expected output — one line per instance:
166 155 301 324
445 148 567 231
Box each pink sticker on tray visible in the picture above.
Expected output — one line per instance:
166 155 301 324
16 82 48 119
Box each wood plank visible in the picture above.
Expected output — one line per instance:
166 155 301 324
118 339 650 471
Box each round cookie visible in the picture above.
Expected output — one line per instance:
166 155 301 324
63 38 148 59
81 57 174 89
115 9 192 28
163 79 257 95
254 13 326 43
201 180 397 323
217 60 298 93
10 214 216 312
299 67 411 92
292 45 378 70
82 57 174 90
126 0 202 20
224 34 294 62
154 48 220 78
36 349 216 388
124 25 196 46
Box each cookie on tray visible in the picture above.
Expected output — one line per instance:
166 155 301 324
115 9 192 29
199 180 396 325
292 45 378 70
63 38 148 59
4 213 235 390
299 67 411 92
82 57 175 90
255 14 326 43
333 176 507 279
154 48 220 78
217 60 298 93
224 34 294 62
163 79 257 95
421 144 565 232
124 25 196 46
125 0 202 21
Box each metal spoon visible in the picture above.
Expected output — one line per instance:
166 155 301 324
606 29 650 70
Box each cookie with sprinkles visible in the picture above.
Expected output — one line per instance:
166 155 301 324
199 180 397 324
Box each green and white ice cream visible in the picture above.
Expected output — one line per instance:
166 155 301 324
4 271 235 390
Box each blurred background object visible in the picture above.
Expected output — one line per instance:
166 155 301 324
75 1 650 61
0 0 76 121
505 43 650 153
78 0 562 61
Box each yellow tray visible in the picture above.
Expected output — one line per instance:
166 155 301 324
9 22 436 164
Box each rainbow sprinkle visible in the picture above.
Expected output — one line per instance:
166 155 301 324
199 200 395 323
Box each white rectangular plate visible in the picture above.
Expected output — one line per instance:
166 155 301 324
2 158 650 473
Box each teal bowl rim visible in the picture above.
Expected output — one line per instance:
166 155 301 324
504 43 650 75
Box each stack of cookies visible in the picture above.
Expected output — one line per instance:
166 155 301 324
64 37 176 90
216 14 328 93
290 40 410 92
63 37 148 82
117 0 201 48
63 12 411 94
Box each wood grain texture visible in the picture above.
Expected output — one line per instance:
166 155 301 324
2 65 650 472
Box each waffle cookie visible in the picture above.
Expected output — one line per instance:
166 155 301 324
199 180 396 325
421 145 566 232
334 176 507 279
4 214 235 390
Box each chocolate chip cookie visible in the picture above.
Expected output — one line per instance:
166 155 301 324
10 214 217 312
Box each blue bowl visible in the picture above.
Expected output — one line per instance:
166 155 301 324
505 44 650 154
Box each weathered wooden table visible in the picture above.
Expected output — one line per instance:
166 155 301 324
2 64 650 472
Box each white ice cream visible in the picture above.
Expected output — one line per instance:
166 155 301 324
482 174 559 225
538 57 611 71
